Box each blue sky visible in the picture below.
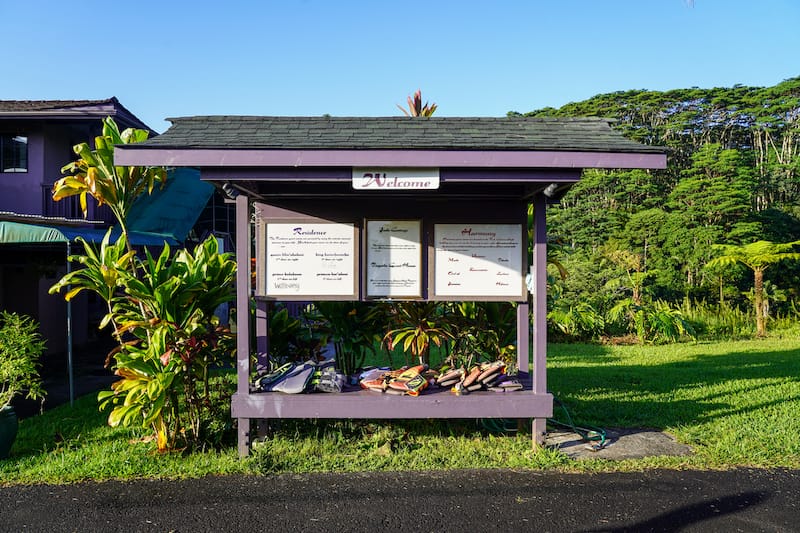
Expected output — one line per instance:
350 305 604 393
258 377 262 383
2 0 798 132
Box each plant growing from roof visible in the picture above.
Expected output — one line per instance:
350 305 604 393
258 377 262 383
397 89 438 117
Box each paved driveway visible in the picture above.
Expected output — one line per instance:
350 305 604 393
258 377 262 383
1 468 797 532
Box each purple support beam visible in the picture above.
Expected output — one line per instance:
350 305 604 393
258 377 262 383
532 193 549 446
234 193 252 456
116 147 667 170
516 302 529 374
200 167 582 184
256 300 268 369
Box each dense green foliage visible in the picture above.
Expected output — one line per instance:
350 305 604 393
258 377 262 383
0 312 46 409
49 118 237 452
49 232 236 452
514 77 800 336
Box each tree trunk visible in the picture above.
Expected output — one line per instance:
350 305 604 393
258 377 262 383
754 268 766 337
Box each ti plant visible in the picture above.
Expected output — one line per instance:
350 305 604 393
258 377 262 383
52 117 166 252
397 89 438 117
383 302 453 366
51 233 236 451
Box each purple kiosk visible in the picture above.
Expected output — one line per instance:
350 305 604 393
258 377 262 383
116 116 666 456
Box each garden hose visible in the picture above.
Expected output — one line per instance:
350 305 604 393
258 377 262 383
480 418 520 434
549 395 607 450
479 395 607 451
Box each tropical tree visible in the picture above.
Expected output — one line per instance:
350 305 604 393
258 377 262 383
52 117 167 251
706 240 800 336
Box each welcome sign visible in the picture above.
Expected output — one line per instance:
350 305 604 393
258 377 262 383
352 168 440 190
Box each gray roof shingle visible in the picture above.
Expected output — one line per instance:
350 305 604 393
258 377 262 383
0 97 152 132
133 116 664 153
0 98 118 112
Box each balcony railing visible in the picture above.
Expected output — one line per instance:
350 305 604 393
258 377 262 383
41 185 116 223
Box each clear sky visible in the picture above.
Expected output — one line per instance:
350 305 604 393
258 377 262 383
2 0 798 133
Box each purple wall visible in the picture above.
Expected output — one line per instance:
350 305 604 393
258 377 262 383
0 120 110 219
0 123 44 214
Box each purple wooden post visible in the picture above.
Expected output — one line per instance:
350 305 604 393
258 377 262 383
256 300 268 368
532 194 548 446
235 193 252 456
516 302 529 374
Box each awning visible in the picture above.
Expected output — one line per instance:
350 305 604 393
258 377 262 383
126 167 214 243
0 220 177 247
0 168 214 247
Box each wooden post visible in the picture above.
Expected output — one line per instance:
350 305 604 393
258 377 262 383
235 193 252 456
532 194 548 446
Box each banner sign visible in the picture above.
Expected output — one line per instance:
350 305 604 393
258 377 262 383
352 168 440 190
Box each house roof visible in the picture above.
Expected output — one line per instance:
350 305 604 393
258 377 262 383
115 116 667 170
0 97 152 131
124 115 665 153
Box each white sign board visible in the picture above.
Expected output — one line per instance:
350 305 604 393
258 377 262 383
366 220 422 297
352 168 440 190
434 224 524 298
265 222 356 297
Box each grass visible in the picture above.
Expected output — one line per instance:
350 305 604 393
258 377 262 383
2 335 800 484
547 335 800 470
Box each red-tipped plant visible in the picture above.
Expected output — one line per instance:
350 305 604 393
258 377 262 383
397 89 438 117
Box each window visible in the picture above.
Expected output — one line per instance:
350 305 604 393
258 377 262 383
1 134 28 173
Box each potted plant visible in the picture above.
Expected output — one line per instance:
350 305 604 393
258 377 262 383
0 311 46 459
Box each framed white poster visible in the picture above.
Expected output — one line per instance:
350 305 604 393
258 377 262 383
434 224 524 299
366 220 422 298
264 222 357 298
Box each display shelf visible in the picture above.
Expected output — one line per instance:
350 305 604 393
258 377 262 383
232 372 553 419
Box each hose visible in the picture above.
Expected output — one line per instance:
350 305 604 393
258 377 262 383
479 394 607 451
549 394 607 450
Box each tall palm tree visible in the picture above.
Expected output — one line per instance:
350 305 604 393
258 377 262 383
706 240 800 336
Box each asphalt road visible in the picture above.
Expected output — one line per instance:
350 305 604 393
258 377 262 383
1 468 798 532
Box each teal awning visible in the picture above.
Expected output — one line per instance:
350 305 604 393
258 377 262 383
127 167 214 242
0 221 70 243
0 168 213 247
0 220 177 246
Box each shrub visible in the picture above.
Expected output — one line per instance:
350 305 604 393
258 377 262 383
0 311 46 409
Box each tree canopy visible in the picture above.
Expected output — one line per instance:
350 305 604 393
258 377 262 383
514 77 800 327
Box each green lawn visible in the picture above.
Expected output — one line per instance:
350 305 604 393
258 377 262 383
2 335 800 484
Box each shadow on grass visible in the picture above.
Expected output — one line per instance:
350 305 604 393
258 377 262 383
548 341 800 429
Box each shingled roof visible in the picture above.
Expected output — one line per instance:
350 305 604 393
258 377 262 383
129 116 664 153
0 97 152 131
0 98 118 112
